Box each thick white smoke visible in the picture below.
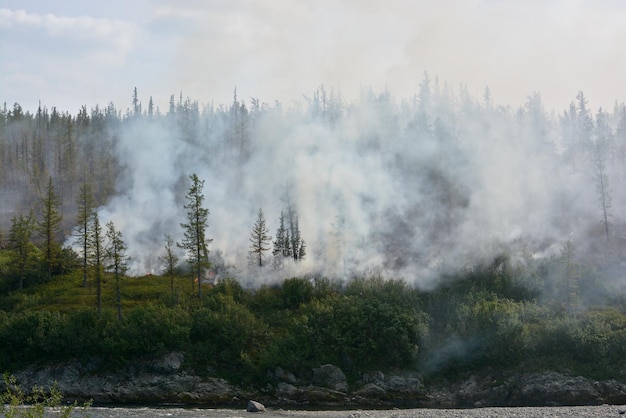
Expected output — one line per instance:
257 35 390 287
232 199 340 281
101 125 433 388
94 86 619 288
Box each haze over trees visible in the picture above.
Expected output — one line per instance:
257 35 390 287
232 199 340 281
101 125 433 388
1 78 626 287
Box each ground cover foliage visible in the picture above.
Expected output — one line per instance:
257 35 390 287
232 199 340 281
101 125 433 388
1 254 626 386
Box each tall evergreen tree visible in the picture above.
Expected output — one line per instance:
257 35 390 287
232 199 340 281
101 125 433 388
88 212 104 318
8 212 34 291
37 176 62 282
282 189 306 262
74 178 96 287
158 234 179 298
178 173 212 299
249 208 271 267
272 210 288 269
105 221 129 321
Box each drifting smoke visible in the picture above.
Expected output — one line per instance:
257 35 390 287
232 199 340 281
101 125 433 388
93 85 624 287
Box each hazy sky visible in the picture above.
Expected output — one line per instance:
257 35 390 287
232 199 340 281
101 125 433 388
2 0 626 113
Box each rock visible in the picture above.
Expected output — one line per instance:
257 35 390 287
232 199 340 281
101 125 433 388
354 383 387 399
311 364 347 393
274 367 298 384
594 379 626 404
10 356 242 405
512 371 600 406
386 373 424 394
247 400 266 412
151 352 184 373
12 354 626 408
361 371 385 386
300 386 347 403
276 382 301 400
454 374 510 407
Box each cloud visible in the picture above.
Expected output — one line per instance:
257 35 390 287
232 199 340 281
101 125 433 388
3 1 626 118
130 0 622 112
0 8 139 54
0 8 142 110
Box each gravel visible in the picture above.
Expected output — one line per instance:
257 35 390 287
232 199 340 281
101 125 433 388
231 405 625 417
78 405 624 417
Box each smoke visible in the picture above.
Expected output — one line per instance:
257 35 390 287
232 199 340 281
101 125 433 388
92 86 621 288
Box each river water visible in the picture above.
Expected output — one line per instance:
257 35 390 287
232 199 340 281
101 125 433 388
30 404 623 417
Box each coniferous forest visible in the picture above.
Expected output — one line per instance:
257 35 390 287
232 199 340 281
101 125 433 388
3 77 626 386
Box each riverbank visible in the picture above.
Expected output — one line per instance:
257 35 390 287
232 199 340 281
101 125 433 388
5 354 626 409
51 404 626 418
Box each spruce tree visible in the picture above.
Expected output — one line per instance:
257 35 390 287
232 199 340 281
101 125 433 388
88 212 104 318
178 173 212 299
105 221 129 321
159 234 179 298
272 210 287 269
8 212 34 291
74 179 96 287
249 208 271 267
37 176 62 282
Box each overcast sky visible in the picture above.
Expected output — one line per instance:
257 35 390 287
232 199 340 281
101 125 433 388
1 0 626 114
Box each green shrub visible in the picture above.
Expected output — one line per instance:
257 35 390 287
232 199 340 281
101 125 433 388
189 296 269 382
263 295 424 376
280 277 313 310
1 373 91 418
115 305 191 357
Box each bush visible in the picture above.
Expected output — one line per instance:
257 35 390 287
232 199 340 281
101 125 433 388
1 374 91 418
108 305 191 358
263 295 424 376
280 277 313 310
189 295 269 382
0 311 68 369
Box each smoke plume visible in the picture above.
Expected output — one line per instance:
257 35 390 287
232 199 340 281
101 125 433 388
93 85 623 288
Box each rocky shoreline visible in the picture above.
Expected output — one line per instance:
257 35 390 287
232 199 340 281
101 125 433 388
4 352 626 409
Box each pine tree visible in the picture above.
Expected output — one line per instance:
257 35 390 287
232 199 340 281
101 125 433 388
8 212 34 291
74 178 96 287
178 173 212 299
37 176 62 282
88 212 105 318
272 210 287 269
105 221 129 321
249 208 271 267
283 189 305 262
159 234 179 298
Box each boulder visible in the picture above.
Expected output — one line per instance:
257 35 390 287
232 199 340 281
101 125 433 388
247 400 266 412
359 370 425 399
511 371 600 406
595 379 626 404
354 383 387 399
10 355 243 405
311 364 347 393
273 367 298 384
275 382 302 401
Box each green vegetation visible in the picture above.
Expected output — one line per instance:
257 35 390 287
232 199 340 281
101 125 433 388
1 250 626 386
1 374 91 418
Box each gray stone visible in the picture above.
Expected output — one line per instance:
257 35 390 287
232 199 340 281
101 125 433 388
274 367 298 384
276 382 301 399
362 371 385 386
247 400 266 412
311 364 348 393
513 371 600 406
355 383 387 399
